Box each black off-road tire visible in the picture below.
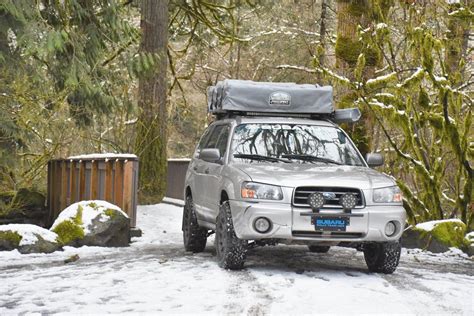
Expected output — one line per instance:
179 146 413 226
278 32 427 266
363 241 401 274
182 195 208 252
308 245 330 253
215 201 247 270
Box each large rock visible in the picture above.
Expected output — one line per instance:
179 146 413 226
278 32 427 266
51 201 130 247
0 224 61 254
402 219 467 253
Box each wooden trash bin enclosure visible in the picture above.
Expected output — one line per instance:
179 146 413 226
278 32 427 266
47 154 139 228
166 158 191 200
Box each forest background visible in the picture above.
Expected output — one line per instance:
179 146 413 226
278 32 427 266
0 0 472 229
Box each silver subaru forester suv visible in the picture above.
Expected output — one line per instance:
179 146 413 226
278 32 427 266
182 81 406 274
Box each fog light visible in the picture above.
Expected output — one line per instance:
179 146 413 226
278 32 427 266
254 217 271 233
385 221 397 237
308 192 325 210
340 193 357 210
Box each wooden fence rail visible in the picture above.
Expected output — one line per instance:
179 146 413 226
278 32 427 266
47 155 139 228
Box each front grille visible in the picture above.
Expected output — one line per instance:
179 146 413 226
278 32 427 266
293 187 364 208
292 231 364 239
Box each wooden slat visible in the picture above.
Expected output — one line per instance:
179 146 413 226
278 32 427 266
60 161 68 211
47 161 54 224
79 161 86 200
122 161 134 220
69 161 76 204
91 160 99 200
113 160 124 209
53 161 59 219
105 160 113 201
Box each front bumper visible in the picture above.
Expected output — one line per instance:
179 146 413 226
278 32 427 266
229 200 406 243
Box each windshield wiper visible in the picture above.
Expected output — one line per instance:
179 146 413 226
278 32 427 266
234 154 290 163
281 154 342 165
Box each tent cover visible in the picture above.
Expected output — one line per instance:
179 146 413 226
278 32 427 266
207 80 334 115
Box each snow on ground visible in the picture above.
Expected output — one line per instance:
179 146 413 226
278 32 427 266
0 203 473 315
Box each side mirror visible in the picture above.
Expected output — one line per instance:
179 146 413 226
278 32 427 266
366 153 384 167
199 148 221 163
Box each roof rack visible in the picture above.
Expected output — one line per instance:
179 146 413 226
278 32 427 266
207 80 361 124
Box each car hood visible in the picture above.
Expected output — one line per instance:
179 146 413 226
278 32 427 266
232 163 395 190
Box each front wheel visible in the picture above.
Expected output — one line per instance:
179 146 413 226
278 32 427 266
363 241 401 274
183 195 208 252
215 201 247 270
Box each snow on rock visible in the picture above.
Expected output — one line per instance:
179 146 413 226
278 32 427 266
0 224 60 254
67 153 137 160
51 200 130 247
51 200 128 234
403 219 467 253
415 219 464 232
0 224 57 245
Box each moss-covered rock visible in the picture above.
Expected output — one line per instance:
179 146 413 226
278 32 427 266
53 219 85 246
0 230 22 250
51 201 130 247
402 219 467 253
464 232 474 257
0 224 61 254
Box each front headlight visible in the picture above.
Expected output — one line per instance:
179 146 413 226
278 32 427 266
373 186 403 203
241 182 283 200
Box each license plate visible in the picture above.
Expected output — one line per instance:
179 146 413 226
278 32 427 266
313 216 349 232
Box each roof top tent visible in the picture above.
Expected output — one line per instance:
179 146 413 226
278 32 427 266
207 79 361 124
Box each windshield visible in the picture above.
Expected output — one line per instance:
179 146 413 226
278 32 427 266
231 123 364 166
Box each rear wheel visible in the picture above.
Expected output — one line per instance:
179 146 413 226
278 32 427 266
183 195 207 252
363 241 401 274
308 245 330 253
215 201 247 270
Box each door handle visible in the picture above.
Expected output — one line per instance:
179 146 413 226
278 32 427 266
193 166 198 171
205 168 209 174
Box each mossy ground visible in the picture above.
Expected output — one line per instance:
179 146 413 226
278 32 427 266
0 230 22 247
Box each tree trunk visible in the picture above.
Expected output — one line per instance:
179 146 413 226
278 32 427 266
135 0 169 203
335 0 372 156
445 0 471 84
317 0 328 75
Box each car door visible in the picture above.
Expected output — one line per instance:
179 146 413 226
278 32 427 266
202 124 230 221
198 124 227 223
189 125 214 216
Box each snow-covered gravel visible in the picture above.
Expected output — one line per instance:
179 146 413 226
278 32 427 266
1 203 473 315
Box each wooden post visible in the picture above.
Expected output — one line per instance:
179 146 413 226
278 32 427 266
122 160 134 221
113 160 124 209
60 161 68 211
91 160 99 200
105 160 113 201
69 160 76 204
79 161 86 200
